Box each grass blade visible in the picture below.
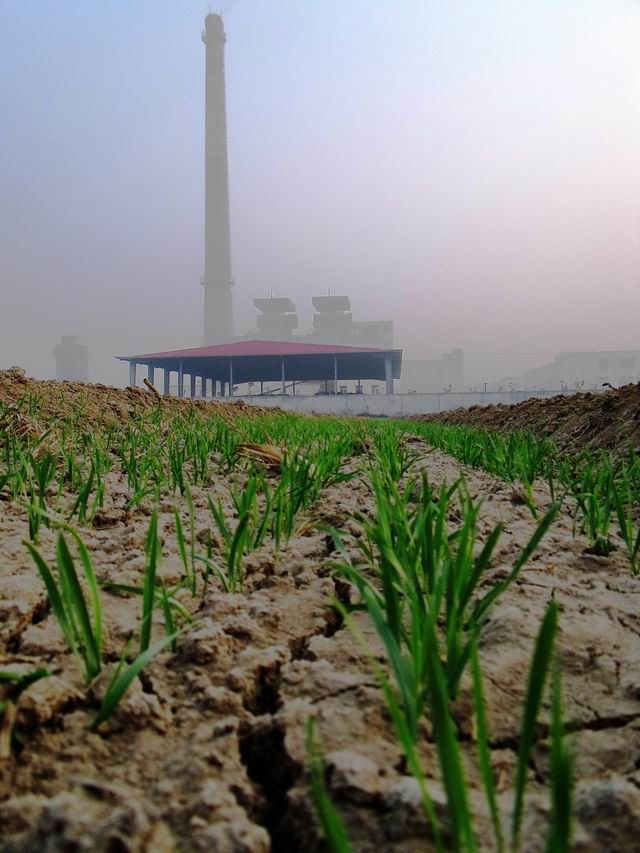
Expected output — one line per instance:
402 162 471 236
470 634 503 852
24 541 77 656
140 511 159 654
160 581 177 652
92 631 177 729
305 718 353 853
425 620 477 852
68 528 103 657
545 668 573 852
56 534 101 681
472 503 559 628
512 601 558 849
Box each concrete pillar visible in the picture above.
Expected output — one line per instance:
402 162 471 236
385 355 393 395
220 382 226 398
129 361 136 387
334 356 338 394
178 361 184 399
281 357 286 395
292 380 296 396
229 359 234 397
164 369 170 395
260 381 264 396
201 377 207 398
190 374 196 398
147 365 155 387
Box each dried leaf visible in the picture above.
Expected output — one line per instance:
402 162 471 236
236 443 285 467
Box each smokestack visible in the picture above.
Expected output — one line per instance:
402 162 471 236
201 13 234 344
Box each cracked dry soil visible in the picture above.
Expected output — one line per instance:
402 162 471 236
1 423 640 850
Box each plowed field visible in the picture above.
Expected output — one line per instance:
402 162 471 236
1 371 639 852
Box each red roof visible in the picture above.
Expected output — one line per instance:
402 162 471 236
121 339 390 360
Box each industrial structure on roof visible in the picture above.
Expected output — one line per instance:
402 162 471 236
118 339 402 398
250 294 394 350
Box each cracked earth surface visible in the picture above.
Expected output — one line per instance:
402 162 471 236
1 387 639 850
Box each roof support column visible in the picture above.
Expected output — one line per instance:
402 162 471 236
147 365 155 388
201 377 207 398
260 381 263 396
334 356 338 394
281 357 285 395
164 369 170 395
292 380 296 396
178 361 184 399
229 359 234 397
129 361 136 387
190 374 196 398
385 354 393 395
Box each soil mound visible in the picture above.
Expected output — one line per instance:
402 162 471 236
411 384 640 454
0 370 275 430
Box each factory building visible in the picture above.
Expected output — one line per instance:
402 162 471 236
198 14 395 366
119 14 401 397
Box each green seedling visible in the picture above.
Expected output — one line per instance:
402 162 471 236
68 461 103 524
545 667 573 852
202 482 273 592
335 471 558 702
424 616 476 851
198 510 250 593
335 596 445 846
140 511 160 654
100 581 193 631
372 428 418 484
168 439 186 494
470 634 504 852
305 718 353 853
91 631 178 730
174 486 198 595
512 601 558 849
26 531 102 683
613 478 640 573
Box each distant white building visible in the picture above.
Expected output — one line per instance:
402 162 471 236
398 349 464 393
487 350 640 391
53 335 89 382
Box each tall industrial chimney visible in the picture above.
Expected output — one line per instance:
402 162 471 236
201 13 234 344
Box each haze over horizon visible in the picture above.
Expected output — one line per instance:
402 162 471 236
1 0 639 387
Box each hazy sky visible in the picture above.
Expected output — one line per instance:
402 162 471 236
1 0 639 386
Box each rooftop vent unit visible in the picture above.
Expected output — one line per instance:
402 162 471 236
311 295 353 340
311 295 351 313
253 297 298 339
